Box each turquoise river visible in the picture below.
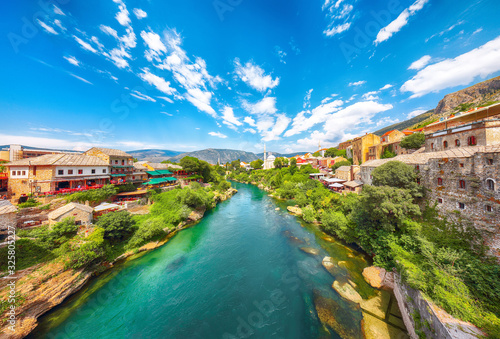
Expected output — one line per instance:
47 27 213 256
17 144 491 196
30 182 407 339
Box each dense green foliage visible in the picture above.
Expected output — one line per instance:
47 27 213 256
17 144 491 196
67 185 118 204
324 147 347 158
232 161 500 336
273 157 289 169
18 198 41 209
400 132 425 150
180 156 223 183
380 145 397 159
250 159 263 169
96 211 136 240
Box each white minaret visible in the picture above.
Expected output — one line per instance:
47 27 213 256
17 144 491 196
264 143 267 162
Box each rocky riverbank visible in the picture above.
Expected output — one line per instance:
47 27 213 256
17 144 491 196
0 188 238 338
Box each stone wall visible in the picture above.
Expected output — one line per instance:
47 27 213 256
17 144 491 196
0 212 16 230
393 273 483 339
49 209 92 225
8 167 55 197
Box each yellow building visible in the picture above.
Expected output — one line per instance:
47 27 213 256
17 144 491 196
352 133 381 164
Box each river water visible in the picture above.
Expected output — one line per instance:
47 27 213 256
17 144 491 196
30 182 407 339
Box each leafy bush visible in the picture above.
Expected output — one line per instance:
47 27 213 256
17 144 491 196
217 180 231 192
96 211 136 240
39 204 51 210
302 206 316 223
0 238 54 271
127 218 167 250
18 198 41 209
67 185 117 204
66 228 107 269
400 132 425 150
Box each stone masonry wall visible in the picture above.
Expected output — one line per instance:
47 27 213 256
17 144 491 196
0 212 16 230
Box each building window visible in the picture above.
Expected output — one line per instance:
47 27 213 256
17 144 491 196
486 205 493 212
443 141 448 148
22 171 26 176
455 139 460 146
78 169 83 175
458 202 465 210
416 165 420 171
17 171 21 175
132 176 135 180
103 169 107 174
416 178 421 184
122 160 125 165
459 163 464 168
68 170 73 175
115 160 118 164
468 136 477 146
431 143 434 149
58 170 64 175
459 180 466 189
486 179 495 191
487 158 493 165
437 178 443 185
33 167 36 176
92 169 96 174
438 198 443 204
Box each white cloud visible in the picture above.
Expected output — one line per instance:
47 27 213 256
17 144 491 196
375 0 429 44
37 19 58 35
157 96 174 103
244 128 256 134
242 97 277 115
408 55 432 70
53 19 66 31
261 114 291 142
303 89 313 109
186 88 217 118
108 47 130 68
275 46 287 64
73 35 98 53
375 116 400 128
472 28 483 35
64 56 80 66
234 59 280 92
130 90 156 102
160 112 173 116
324 22 352 36
362 91 379 100
244 116 257 127
114 0 131 26
285 99 343 137
100 25 118 39
293 101 393 150
426 20 464 42
141 31 167 62
139 69 177 96
322 1 355 37
407 109 427 118
209 131 228 139
119 28 136 49
380 84 393 90
69 73 92 85
349 80 366 86
133 8 147 19
53 5 65 16
401 36 500 98
221 106 242 129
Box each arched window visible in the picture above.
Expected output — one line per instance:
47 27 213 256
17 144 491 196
468 136 477 146
459 180 466 189
486 179 495 191
444 141 448 148
437 178 443 185
455 139 460 146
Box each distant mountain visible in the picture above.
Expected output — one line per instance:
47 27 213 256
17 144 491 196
373 110 435 136
168 149 260 164
374 76 500 136
128 149 182 162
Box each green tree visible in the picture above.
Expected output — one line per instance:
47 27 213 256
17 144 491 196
250 159 263 169
400 132 425 150
230 159 241 170
97 210 136 240
274 157 285 169
352 185 421 233
371 161 422 198
218 180 231 191
381 145 397 159
289 158 297 175
331 160 351 172
180 156 200 173
313 151 320 157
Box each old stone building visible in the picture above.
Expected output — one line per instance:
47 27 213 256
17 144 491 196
335 165 360 182
352 133 381 164
6 154 110 198
361 145 500 257
84 147 134 183
0 200 17 230
48 202 94 225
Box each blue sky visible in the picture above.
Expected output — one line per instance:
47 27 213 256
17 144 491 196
1 0 499 153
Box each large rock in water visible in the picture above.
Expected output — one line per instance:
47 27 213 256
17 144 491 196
287 205 302 216
300 247 320 256
362 266 394 290
332 280 363 304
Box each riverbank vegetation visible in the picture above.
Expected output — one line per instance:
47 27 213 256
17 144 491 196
229 162 500 336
